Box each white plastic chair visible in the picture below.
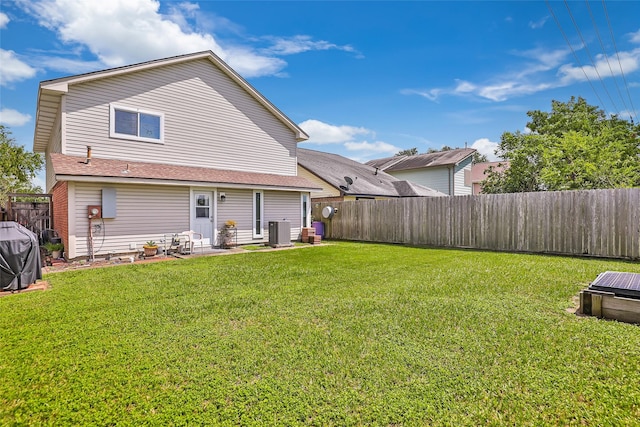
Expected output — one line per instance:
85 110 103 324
181 230 208 254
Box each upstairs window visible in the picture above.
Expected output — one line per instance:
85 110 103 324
110 104 164 143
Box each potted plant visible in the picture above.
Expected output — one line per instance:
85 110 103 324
44 242 64 259
220 220 237 248
143 240 158 257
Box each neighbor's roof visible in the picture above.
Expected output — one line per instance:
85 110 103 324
34 50 309 152
297 148 446 197
366 148 477 172
50 153 321 192
470 161 509 184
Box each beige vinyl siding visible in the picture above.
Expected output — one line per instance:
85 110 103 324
454 158 473 196
71 182 189 258
389 167 452 195
216 188 255 244
63 59 297 175
264 190 302 241
297 166 340 198
45 112 63 192
216 188 302 244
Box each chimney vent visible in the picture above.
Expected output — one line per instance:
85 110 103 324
86 146 92 165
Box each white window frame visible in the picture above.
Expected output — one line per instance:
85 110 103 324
253 190 264 238
109 104 164 144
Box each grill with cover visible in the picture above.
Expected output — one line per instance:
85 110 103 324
0 222 42 291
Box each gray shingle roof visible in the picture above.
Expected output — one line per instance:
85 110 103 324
366 148 476 172
297 148 446 197
51 153 321 191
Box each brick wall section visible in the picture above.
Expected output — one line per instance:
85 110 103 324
51 181 69 252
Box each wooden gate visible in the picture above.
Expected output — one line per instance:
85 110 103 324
3 193 53 241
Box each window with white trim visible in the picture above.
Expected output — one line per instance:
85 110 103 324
301 193 310 228
110 104 164 143
253 190 264 238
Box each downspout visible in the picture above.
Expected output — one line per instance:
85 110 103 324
449 166 453 195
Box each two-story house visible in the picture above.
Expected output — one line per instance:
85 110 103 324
33 51 320 259
366 148 476 196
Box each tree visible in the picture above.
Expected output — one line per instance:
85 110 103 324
483 97 640 193
472 152 488 164
426 145 454 154
0 125 44 207
395 147 418 156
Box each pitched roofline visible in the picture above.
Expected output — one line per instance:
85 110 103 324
297 149 447 198
50 153 321 192
34 50 308 151
369 148 476 172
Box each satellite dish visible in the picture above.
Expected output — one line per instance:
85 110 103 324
344 176 354 186
321 206 335 219
339 185 349 192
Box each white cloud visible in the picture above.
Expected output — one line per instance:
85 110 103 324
0 12 9 28
344 141 399 154
16 0 358 79
400 88 442 101
166 2 200 32
477 81 553 102
0 49 37 86
616 110 635 120
17 0 286 78
298 119 373 144
0 108 32 126
34 56 105 74
454 80 477 94
528 16 549 29
513 47 570 78
298 119 397 161
470 138 499 161
223 46 286 78
401 39 640 102
263 35 357 56
558 48 640 84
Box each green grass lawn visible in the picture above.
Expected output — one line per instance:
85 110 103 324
1 242 639 426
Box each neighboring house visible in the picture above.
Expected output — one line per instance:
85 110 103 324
470 161 509 194
366 148 476 196
297 148 446 201
33 51 320 259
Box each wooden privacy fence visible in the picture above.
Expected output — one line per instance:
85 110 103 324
3 193 53 240
313 188 640 260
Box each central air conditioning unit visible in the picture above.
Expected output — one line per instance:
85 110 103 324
268 221 292 248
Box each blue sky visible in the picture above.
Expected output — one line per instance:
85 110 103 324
1 0 639 189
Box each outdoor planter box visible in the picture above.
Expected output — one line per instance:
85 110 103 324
580 272 640 325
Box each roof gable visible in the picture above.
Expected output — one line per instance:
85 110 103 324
367 148 476 172
470 161 509 183
34 51 308 152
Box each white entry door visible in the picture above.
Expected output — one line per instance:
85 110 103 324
192 191 213 246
